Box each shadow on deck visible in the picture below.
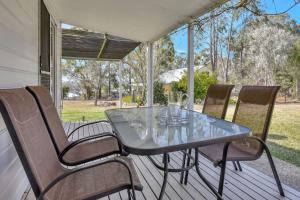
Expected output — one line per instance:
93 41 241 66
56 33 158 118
23 121 300 200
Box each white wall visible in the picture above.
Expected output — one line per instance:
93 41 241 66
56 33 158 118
0 0 60 199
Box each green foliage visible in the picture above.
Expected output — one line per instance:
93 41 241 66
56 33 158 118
288 41 300 66
136 96 145 107
276 70 294 101
288 41 300 97
174 70 217 101
122 95 132 104
62 85 70 99
229 98 237 104
153 81 168 105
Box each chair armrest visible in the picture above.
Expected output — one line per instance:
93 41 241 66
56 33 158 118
59 132 122 161
244 136 269 151
67 120 111 138
213 137 267 167
37 157 137 200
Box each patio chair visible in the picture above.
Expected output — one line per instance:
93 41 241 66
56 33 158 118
26 85 122 166
186 86 285 197
0 88 142 200
202 84 234 119
180 84 234 183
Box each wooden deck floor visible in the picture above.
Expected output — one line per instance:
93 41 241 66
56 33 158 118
23 121 300 200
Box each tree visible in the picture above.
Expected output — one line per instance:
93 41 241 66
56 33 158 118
62 85 70 99
124 36 176 103
124 45 147 102
288 41 300 98
275 70 294 102
174 70 217 101
154 35 176 78
235 18 295 86
153 81 168 105
62 59 113 101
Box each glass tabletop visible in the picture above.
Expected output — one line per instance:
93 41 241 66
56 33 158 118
105 105 251 155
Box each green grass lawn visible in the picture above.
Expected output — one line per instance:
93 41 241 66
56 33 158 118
225 104 300 167
267 104 300 167
62 101 300 167
62 100 109 121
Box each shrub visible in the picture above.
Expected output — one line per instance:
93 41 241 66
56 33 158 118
229 98 237 104
62 85 70 99
154 81 168 105
175 70 218 101
122 95 132 104
136 96 145 107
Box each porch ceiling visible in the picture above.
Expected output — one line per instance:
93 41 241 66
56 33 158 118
52 0 224 42
62 29 141 60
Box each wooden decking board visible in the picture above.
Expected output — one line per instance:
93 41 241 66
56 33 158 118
139 155 193 200
23 122 300 200
234 161 297 199
132 156 166 200
135 155 177 200
241 164 300 198
169 152 250 200
170 152 245 200
184 152 272 200
150 155 208 200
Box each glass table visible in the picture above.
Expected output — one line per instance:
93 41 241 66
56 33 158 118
105 106 251 199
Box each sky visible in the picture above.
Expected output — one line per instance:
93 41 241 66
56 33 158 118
170 0 300 54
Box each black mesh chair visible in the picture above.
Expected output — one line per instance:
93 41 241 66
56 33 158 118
180 84 234 184
0 88 142 200
186 86 285 198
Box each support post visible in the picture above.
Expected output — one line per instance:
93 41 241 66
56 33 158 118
119 60 123 108
187 23 194 110
146 42 154 107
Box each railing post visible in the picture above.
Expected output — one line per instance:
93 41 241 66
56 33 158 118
146 42 154 107
187 22 194 110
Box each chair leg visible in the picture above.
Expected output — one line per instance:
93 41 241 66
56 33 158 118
232 161 238 170
127 189 132 200
180 150 187 184
184 148 192 185
218 142 230 200
237 161 242 171
264 145 285 196
194 148 224 200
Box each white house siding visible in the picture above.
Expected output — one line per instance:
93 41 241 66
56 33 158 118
0 0 61 199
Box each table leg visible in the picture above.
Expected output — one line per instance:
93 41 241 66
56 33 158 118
184 148 192 184
159 153 169 200
148 152 195 199
179 150 187 184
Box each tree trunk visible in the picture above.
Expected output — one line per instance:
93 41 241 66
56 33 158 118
108 63 111 97
129 67 132 95
225 13 234 83
297 78 300 99
210 14 215 72
213 19 218 72
94 65 102 106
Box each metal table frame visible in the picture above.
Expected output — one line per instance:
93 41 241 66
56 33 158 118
105 107 251 200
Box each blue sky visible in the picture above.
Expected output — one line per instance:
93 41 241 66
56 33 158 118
170 0 300 54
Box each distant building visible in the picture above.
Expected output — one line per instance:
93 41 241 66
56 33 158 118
159 65 208 84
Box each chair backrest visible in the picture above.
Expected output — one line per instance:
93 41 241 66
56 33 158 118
26 86 68 154
0 88 65 197
202 84 234 119
232 86 280 158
